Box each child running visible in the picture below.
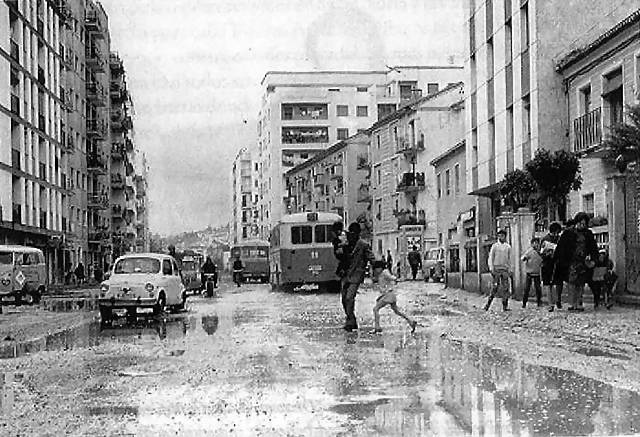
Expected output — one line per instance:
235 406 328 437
371 260 418 334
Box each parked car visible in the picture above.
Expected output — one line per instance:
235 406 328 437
423 247 445 282
98 253 186 323
0 245 46 305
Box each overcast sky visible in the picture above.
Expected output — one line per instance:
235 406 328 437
99 0 464 236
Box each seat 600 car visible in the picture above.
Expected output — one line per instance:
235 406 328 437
98 253 186 323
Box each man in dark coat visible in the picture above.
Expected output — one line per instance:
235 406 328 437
541 222 562 311
201 256 218 289
407 246 422 281
386 250 393 272
553 212 599 312
340 222 376 332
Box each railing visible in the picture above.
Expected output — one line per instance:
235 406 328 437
86 119 107 137
111 142 126 158
86 81 106 102
396 210 426 228
109 53 124 72
87 193 109 209
399 89 423 102
87 155 106 171
396 137 425 155
111 173 125 187
397 172 426 192
573 107 602 152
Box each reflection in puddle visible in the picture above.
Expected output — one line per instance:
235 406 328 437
0 322 101 359
201 315 219 336
87 405 139 417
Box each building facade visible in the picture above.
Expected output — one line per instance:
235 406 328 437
1 0 148 284
284 132 370 228
370 83 466 269
255 67 463 240
463 0 639 233
231 148 258 243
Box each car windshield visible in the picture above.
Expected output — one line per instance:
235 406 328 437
114 258 161 274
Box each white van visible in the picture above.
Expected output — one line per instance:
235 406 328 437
0 245 47 304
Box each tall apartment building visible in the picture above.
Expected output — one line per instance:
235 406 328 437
84 0 111 274
464 0 639 233
255 67 463 239
134 151 149 253
108 51 136 259
231 148 259 243
1 0 69 283
370 84 465 266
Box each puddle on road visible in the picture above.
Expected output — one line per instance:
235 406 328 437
327 334 640 436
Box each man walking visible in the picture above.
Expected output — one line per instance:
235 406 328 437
484 229 512 312
407 246 422 281
386 250 393 272
341 222 376 332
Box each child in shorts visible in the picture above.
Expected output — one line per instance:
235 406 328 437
371 261 417 334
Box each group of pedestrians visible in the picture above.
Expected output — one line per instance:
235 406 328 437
484 211 617 313
332 221 417 334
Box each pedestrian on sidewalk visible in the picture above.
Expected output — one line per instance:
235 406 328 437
75 262 85 285
590 249 616 309
386 250 393 272
521 237 543 308
542 222 562 312
340 222 376 332
484 229 512 312
407 246 422 281
232 254 244 287
553 212 598 312
371 261 417 334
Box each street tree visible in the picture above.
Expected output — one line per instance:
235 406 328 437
499 169 537 212
525 149 582 223
602 103 640 170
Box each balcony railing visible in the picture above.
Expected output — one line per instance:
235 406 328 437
86 81 107 105
85 9 105 35
87 155 107 174
86 119 107 138
356 184 371 203
330 165 343 180
399 89 423 102
111 173 125 188
396 209 427 228
111 142 126 159
573 107 602 153
109 53 124 73
396 137 425 156
87 193 109 210
397 172 426 193
85 46 106 72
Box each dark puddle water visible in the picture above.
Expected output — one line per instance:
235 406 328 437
327 333 640 436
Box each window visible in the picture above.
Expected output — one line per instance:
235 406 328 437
583 193 595 216
427 83 439 95
454 164 460 194
315 225 332 243
437 173 442 198
282 106 293 120
356 106 368 117
580 85 591 114
337 128 349 140
162 260 173 275
291 225 313 244
466 246 478 272
336 105 349 117
449 247 460 272
445 169 451 196
357 87 368 92
603 68 623 126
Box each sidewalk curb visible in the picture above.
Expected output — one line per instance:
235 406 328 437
0 313 99 360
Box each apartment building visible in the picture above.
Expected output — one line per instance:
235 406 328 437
108 51 137 259
255 67 463 240
284 132 369 227
84 0 111 274
231 148 259 243
0 0 69 283
133 152 149 253
370 83 465 269
464 0 639 234
557 10 640 221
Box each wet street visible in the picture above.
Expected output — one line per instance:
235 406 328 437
1 282 640 436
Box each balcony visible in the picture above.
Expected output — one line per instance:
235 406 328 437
111 204 123 218
111 142 125 159
573 107 602 153
356 183 371 203
110 81 128 103
395 209 426 228
85 46 106 72
111 173 125 189
396 137 425 157
86 81 107 106
62 133 75 154
87 193 108 210
397 172 426 193
399 89 423 104
85 9 105 36
125 176 135 192
10 39 19 64
109 53 124 73
111 111 132 132
87 155 107 174
11 149 21 170
86 118 107 138
10 94 20 117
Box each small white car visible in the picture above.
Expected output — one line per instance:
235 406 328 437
98 253 186 323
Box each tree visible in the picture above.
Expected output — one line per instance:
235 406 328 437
602 103 640 168
499 169 536 212
525 149 582 223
